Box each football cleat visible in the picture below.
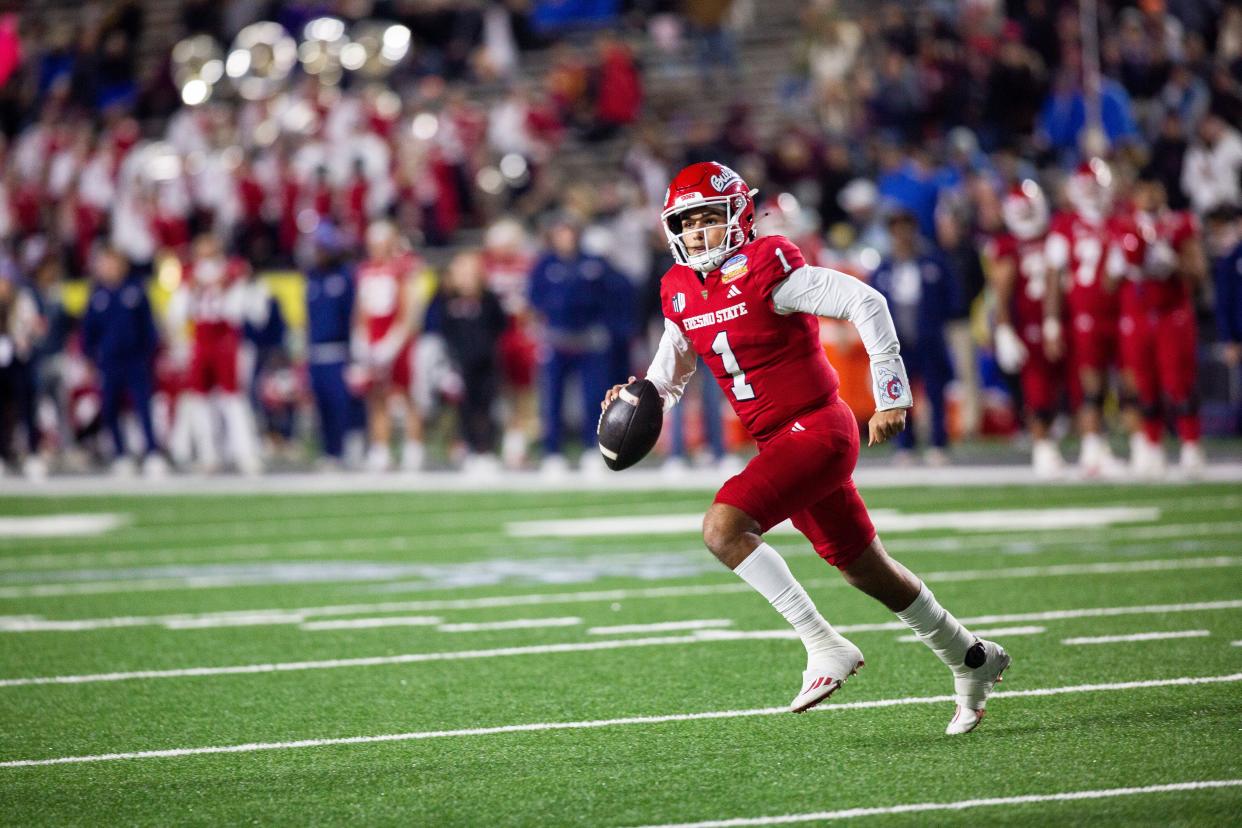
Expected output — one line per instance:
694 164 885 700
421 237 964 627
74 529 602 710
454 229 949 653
1179 441 1205 478
790 640 864 713
1032 439 1065 479
946 639 1011 735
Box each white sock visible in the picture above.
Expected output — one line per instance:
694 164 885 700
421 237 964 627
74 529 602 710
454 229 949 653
734 543 845 658
896 583 976 674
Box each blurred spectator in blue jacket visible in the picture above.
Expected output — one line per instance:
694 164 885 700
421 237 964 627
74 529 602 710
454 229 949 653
304 222 362 467
81 246 163 475
870 209 962 462
1209 207 1242 435
528 214 626 473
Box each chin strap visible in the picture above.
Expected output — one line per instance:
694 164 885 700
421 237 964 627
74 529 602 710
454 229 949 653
870 355 913 411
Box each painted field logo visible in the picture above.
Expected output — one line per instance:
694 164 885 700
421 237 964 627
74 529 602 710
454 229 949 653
720 254 748 283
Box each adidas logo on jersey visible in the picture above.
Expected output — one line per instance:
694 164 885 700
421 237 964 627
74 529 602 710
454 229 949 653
726 285 742 299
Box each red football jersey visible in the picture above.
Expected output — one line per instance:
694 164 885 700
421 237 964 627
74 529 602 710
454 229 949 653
1045 212 1127 318
661 235 840 443
986 231 1053 345
1122 209 1197 313
357 253 419 342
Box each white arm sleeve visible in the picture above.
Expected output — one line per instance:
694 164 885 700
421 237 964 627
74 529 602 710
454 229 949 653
645 318 698 411
771 265 913 410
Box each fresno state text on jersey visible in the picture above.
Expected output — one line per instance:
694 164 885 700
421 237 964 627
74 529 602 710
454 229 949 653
661 235 840 442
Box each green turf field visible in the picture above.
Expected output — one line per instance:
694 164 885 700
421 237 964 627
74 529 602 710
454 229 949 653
1 481 1241 825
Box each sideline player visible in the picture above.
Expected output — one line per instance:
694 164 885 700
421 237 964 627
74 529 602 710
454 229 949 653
986 180 1066 477
604 163 1010 734
1120 175 1206 476
1043 160 1126 476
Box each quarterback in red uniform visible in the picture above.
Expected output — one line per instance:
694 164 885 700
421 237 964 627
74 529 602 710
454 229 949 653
986 180 1066 477
1043 159 1128 476
1120 176 1207 476
604 163 1010 734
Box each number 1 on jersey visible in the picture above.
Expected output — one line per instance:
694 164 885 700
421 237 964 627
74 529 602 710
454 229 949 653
712 331 755 401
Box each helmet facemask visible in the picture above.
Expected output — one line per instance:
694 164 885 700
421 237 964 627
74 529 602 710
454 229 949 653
662 194 749 272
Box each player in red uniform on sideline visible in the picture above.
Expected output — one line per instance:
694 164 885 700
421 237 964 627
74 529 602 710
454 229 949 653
1120 175 1208 476
1043 159 1128 476
603 163 1010 734
352 220 425 471
166 234 261 474
986 180 1067 477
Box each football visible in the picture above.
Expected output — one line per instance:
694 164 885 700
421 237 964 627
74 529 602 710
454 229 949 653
597 379 664 471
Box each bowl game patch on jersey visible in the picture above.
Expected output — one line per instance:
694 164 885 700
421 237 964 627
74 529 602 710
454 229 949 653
720 254 748 283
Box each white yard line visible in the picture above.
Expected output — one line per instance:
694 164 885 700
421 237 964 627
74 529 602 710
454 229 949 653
630 780 1242 828
0 515 127 538
587 620 734 635
298 616 443 631
438 617 581 633
2 672 1239 768
897 625 1045 643
3 599 1242 688
884 521 1242 553
1 563 1239 633
4 551 1239 607
1062 630 1211 645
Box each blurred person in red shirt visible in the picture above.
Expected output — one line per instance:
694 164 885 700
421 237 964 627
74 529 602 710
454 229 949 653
166 234 261 474
352 220 425 472
1120 173 1207 476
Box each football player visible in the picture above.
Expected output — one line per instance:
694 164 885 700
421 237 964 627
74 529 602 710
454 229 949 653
352 220 425 472
986 180 1066 477
166 234 262 474
604 163 1010 734
1043 159 1127 476
1120 174 1207 476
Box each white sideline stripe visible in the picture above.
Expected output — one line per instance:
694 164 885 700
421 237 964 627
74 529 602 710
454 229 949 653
897 625 1045 643
587 620 734 635
438 617 581 633
299 616 443 631
5 552 1237 621
505 507 1160 538
2 558 1237 632
631 780 1242 828
0 515 126 538
4 599 1242 688
2 672 1240 769
1063 630 1211 645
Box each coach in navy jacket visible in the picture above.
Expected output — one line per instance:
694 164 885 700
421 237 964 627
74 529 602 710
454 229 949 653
869 209 963 453
82 247 160 462
528 216 632 461
1209 207 1242 434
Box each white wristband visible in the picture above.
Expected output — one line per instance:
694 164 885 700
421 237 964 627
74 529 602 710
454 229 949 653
871 356 913 411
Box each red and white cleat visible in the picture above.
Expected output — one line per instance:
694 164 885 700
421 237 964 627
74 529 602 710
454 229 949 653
790 640 865 713
946 639 1011 735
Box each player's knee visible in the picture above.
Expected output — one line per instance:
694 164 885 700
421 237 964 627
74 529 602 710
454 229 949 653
702 504 757 559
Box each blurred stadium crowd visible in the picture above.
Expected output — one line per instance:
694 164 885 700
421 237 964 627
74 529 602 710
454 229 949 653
0 0 1241 480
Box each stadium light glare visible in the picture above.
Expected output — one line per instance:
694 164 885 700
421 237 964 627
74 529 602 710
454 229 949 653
226 50 250 78
181 79 210 106
411 113 439 141
476 167 504 194
341 42 366 71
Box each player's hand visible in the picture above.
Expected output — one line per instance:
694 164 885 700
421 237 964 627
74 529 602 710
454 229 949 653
868 408 907 446
601 376 637 410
